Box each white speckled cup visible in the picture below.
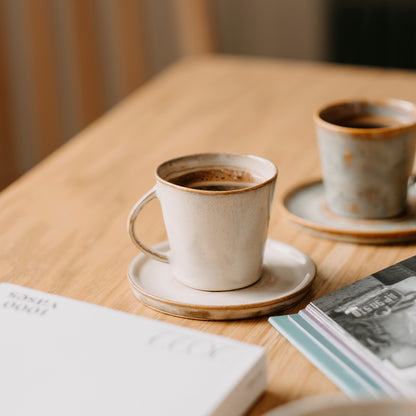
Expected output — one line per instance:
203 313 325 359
314 98 416 219
128 153 277 291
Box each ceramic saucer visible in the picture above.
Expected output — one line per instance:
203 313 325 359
128 239 316 320
281 179 416 244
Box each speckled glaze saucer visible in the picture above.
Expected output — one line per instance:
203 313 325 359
281 179 416 244
128 239 316 320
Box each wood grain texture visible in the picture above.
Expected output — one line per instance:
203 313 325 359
1 56 416 414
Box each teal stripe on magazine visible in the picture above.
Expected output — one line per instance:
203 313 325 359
268 314 389 399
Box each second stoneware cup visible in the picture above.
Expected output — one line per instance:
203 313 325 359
127 153 277 291
314 98 416 219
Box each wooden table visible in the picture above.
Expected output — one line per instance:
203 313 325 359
2 55 416 415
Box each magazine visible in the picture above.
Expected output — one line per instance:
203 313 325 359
269 256 416 400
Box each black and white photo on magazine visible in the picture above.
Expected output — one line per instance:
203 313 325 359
313 256 416 371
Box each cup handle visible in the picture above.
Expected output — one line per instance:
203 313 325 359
127 186 169 263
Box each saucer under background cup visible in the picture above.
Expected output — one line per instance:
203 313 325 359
128 239 316 320
281 179 416 244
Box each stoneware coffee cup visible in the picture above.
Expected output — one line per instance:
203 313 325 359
127 153 277 291
314 98 416 219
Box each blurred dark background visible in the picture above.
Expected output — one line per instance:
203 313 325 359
0 0 415 190
329 0 416 69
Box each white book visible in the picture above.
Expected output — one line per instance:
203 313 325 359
0 283 266 416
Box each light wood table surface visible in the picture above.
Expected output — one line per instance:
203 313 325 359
2 55 416 415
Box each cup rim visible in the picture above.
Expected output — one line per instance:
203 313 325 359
155 152 278 194
314 97 416 136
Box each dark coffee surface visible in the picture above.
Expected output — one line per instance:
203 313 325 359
169 167 261 191
340 121 389 129
333 114 402 129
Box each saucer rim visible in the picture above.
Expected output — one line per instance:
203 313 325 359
128 279 313 311
127 239 316 311
280 178 416 240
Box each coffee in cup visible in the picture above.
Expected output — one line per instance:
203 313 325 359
168 167 262 191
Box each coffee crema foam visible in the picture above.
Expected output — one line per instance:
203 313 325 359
168 167 262 191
